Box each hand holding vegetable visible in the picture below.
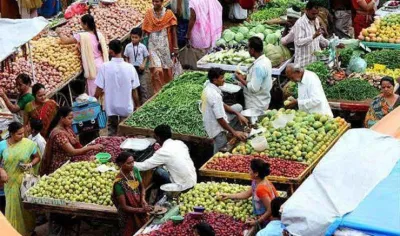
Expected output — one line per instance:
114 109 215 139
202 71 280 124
245 218 257 226
234 131 248 141
91 144 103 151
237 114 249 126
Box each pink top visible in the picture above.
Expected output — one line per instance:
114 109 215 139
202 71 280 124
74 32 104 68
189 0 223 49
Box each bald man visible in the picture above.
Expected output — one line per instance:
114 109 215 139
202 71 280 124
285 63 333 117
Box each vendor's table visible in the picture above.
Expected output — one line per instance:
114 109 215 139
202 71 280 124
328 99 371 112
199 124 350 195
197 58 293 76
361 41 400 50
23 201 118 236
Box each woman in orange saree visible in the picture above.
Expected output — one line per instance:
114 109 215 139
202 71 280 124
24 83 58 138
142 0 178 94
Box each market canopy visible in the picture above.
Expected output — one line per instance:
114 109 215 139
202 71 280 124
326 160 400 236
0 17 49 62
281 129 400 236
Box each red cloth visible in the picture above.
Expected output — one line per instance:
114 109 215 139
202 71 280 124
353 14 373 37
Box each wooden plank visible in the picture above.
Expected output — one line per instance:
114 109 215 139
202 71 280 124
199 124 350 184
23 201 118 220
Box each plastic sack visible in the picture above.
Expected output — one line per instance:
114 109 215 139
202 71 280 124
64 2 88 19
172 58 183 79
271 113 295 129
21 172 39 200
346 56 367 74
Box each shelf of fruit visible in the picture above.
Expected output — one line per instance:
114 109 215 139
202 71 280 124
26 161 117 210
359 14 400 49
200 109 349 183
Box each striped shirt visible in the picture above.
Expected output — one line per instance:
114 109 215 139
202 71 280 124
292 15 329 67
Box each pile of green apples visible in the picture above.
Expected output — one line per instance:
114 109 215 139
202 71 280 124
28 161 117 206
179 182 253 222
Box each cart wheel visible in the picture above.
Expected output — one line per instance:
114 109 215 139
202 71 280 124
53 92 70 107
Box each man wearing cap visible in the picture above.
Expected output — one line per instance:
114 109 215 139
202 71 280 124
281 7 302 51
285 63 333 117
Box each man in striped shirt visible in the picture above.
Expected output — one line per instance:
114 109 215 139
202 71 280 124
292 1 329 67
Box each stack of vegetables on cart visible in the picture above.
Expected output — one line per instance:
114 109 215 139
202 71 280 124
358 14 400 44
201 108 349 180
27 161 116 207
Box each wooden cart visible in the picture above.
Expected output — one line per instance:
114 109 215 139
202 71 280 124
199 124 350 194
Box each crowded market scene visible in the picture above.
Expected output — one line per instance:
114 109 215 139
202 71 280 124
0 0 399 235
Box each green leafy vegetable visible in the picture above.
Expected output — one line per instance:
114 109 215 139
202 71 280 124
124 72 208 137
364 49 400 69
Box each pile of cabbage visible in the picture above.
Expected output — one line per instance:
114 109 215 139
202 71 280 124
216 22 291 67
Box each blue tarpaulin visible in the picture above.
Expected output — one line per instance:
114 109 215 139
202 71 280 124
326 160 400 236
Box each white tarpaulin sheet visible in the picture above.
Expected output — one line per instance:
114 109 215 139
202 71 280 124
0 17 48 61
282 129 400 236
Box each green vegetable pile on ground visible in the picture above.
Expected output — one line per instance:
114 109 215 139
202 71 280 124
124 72 207 137
364 49 400 69
287 62 379 101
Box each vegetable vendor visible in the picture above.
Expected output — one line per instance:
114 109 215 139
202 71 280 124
40 107 103 176
285 63 333 117
135 125 197 189
95 40 140 136
220 159 278 228
281 7 302 51
364 76 400 128
202 68 248 154
292 1 329 67
235 37 273 111
0 73 34 122
113 152 153 236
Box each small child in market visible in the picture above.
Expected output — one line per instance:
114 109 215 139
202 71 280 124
124 27 150 104
28 119 46 158
256 197 288 236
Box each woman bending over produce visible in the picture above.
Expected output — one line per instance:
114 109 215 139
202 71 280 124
58 14 109 96
142 0 178 94
0 73 34 119
39 107 103 175
112 152 153 236
24 83 58 138
220 159 277 228
365 76 400 128
0 122 41 235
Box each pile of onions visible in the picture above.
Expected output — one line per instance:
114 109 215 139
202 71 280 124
58 4 143 42
0 58 63 95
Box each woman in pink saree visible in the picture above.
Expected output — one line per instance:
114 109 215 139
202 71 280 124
186 0 223 50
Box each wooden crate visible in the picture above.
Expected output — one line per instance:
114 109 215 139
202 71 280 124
199 124 350 186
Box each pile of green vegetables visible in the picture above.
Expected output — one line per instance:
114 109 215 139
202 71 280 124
124 72 207 137
364 49 400 69
287 62 379 101
250 0 305 21
338 47 364 68
202 49 254 66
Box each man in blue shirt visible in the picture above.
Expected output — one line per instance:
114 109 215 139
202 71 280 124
257 197 287 236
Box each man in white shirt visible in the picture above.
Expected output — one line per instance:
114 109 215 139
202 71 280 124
292 1 329 67
285 63 333 117
202 68 248 154
28 119 46 156
235 37 273 111
95 40 140 136
281 7 302 49
135 125 197 189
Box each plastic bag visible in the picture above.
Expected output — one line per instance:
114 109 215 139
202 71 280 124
346 56 367 74
21 172 39 200
271 113 295 129
172 58 183 79
64 2 88 19
179 46 205 70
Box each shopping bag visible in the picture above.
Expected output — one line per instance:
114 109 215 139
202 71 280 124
21 171 39 200
179 46 205 70
172 57 183 79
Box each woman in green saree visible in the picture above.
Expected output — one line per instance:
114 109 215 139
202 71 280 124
112 152 153 236
0 122 41 236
